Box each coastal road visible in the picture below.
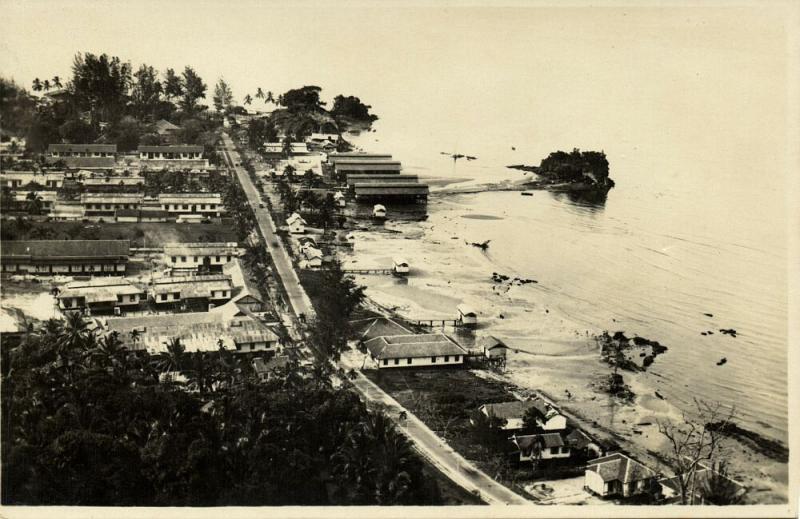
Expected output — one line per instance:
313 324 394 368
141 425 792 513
220 133 314 319
221 135 529 506
350 371 531 505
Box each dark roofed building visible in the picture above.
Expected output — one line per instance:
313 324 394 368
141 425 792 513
513 432 571 461
1 240 130 275
48 144 117 154
353 183 429 201
479 400 537 430
584 452 661 499
365 333 466 369
356 317 414 342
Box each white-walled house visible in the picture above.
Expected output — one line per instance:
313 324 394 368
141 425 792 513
57 277 144 314
529 398 568 431
163 242 239 272
287 212 306 234
479 400 537 431
365 333 467 369
150 274 233 306
0 240 130 275
584 453 659 499
513 433 571 462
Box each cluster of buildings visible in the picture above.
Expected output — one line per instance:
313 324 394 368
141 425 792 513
327 152 429 202
46 142 208 171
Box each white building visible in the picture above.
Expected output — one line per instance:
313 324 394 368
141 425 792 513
457 304 478 327
137 145 208 170
150 274 233 306
365 333 467 369
513 433 571 462
163 242 240 272
287 212 306 234
58 277 144 314
392 257 409 275
303 246 323 269
372 204 386 219
158 193 224 218
479 400 537 431
333 190 346 207
584 453 659 499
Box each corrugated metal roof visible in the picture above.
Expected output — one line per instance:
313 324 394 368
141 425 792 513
365 333 466 359
138 145 203 153
48 144 117 153
1 240 130 260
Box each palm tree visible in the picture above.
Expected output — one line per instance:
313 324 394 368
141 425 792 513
52 76 62 88
243 94 252 105
157 337 185 382
255 87 265 100
281 135 293 159
42 79 51 91
25 191 43 215
92 331 127 374
283 164 296 183
129 329 141 348
266 91 275 104
32 78 42 92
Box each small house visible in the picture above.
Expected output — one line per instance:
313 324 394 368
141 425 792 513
57 277 144 314
287 212 306 234
252 356 291 382
392 257 410 275
457 304 478 327
513 433 571 462
478 400 537 431
529 397 568 431
333 190 346 207
480 335 510 358
372 204 386 219
584 453 660 499
365 333 467 369
304 247 323 269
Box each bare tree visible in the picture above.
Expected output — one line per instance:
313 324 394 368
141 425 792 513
657 398 736 504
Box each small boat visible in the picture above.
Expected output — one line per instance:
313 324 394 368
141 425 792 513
372 204 387 220
521 191 534 197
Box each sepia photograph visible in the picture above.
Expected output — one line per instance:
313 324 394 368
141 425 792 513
0 1 798 517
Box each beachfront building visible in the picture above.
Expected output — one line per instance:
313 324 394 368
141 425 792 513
150 274 233 308
345 174 419 188
457 304 478 327
0 240 130 275
364 333 467 369
57 277 144 315
353 183 430 202
513 433 571 462
480 335 510 359
392 257 410 275
287 212 306 234
372 204 386 219
158 193 225 218
327 152 392 166
564 429 606 459
163 242 240 273
104 307 280 356
479 400 538 431
334 160 402 177
528 397 568 431
584 453 660 499
137 145 208 170
47 144 117 169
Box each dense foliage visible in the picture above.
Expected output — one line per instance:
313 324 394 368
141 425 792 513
331 95 378 125
1 316 445 506
538 149 610 184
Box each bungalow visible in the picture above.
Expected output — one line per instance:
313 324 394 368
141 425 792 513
150 274 233 307
528 397 568 431
564 428 605 459
356 317 414 343
287 212 306 234
327 152 392 165
584 453 660 499
81 193 143 217
392 257 409 275
47 144 117 169
303 246 323 269
1 171 64 190
365 333 467 369
164 242 239 271
0 240 130 275
137 145 208 170
480 335 510 359
57 277 144 315
513 433 571 462
479 400 536 431
139 209 170 222
334 160 403 177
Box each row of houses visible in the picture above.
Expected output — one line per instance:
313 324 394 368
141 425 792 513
0 240 241 276
46 143 208 170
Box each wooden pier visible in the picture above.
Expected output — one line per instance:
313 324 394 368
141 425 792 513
341 268 396 275
409 318 463 328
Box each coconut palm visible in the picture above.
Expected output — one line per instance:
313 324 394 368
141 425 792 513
157 337 185 382
243 94 252 105
32 78 42 92
255 87 265 99
25 191 43 215
266 91 275 104
42 79 51 91
52 76 62 88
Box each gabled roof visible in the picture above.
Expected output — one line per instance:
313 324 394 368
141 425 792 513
586 453 656 483
1 240 130 260
58 278 142 303
286 212 306 225
253 355 290 374
565 428 597 450
48 144 117 153
480 335 510 350
515 433 565 452
355 317 414 342
365 333 466 360
154 119 180 134
48 156 116 168
481 400 536 420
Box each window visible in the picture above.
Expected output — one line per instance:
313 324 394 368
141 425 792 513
562 447 569 454
171 256 177 263
444 355 449 362
209 204 216 209
550 447 559 455
407 358 412 365
394 359 399 365
431 356 437 363
454 355 460 362
215 256 221 262
226 255 231 262
201 204 206 210
383 359 388 366
183 204 189 210
181 256 186 262
160 294 167 301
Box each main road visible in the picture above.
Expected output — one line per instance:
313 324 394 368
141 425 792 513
220 133 530 506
